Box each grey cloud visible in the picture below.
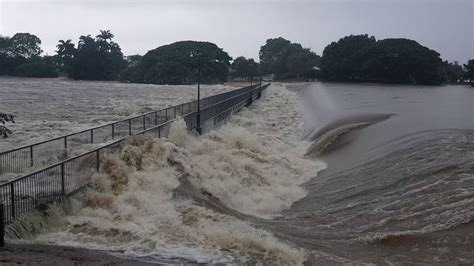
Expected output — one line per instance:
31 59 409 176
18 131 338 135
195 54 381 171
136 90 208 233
0 0 472 63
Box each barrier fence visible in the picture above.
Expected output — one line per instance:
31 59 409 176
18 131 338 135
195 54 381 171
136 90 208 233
0 84 261 176
0 83 270 244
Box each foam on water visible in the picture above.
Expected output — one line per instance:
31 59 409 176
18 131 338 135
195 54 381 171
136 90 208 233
18 83 323 264
0 77 231 152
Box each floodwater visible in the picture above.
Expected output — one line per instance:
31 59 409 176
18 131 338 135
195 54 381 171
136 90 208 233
0 77 228 152
271 82 474 263
5 81 474 264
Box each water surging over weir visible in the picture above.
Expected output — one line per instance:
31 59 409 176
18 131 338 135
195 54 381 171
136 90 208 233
8 82 474 264
271 82 474 264
8 84 326 264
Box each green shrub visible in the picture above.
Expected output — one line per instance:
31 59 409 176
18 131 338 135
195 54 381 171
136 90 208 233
15 63 58 78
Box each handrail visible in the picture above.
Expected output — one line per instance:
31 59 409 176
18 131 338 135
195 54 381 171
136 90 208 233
0 85 253 155
0 84 260 175
0 83 270 230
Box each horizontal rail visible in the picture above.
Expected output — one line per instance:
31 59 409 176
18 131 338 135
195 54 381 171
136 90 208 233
0 84 261 176
0 83 270 227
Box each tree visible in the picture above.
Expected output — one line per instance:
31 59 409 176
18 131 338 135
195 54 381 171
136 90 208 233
56 39 75 73
442 61 464 84
259 37 292 78
0 112 15 138
0 33 57 77
464 60 474 85
122 41 232 84
286 49 320 78
15 62 58 78
57 31 126 80
320 34 376 81
230 56 259 80
10 33 42 58
96 30 114 52
259 37 320 79
320 35 445 85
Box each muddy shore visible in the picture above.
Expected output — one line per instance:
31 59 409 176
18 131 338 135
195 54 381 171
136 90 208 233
0 244 154 265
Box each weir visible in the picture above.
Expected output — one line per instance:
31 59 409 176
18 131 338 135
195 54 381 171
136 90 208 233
0 84 266 176
0 83 270 246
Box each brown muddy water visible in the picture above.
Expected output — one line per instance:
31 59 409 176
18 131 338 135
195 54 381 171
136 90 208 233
269 82 474 264
5 82 473 264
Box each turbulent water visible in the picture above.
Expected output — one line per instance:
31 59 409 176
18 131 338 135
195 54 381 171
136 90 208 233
6 81 474 264
0 77 229 152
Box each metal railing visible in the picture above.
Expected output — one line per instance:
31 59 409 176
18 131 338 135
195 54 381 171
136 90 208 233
0 83 269 237
0 84 261 176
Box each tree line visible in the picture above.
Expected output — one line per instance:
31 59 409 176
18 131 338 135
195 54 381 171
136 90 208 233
319 34 471 85
0 31 473 85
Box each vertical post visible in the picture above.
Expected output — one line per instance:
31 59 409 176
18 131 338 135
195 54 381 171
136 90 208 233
61 163 65 196
0 203 4 247
96 150 100 171
90 129 94 144
112 123 115 140
246 90 253 106
30 146 33 167
10 183 15 219
158 126 161 138
143 116 146 131
64 136 68 158
128 119 132 135
196 50 202 135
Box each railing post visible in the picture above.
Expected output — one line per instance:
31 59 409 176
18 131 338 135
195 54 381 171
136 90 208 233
0 202 4 247
64 136 68 158
61 163 65 196
90 129 94 144
10 183 15 219
30 146 33 167
96 150 100 171
143 116 146 131
112 123 115 140
158 126 161 138
129 120 132 135
246 90 253 107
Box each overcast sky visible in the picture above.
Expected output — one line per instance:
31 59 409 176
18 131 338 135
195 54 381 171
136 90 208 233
1 0 472 63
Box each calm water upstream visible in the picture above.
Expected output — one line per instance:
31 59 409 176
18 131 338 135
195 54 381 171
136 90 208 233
265 83 474 263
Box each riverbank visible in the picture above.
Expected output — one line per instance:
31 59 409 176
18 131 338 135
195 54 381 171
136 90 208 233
0 244 153 265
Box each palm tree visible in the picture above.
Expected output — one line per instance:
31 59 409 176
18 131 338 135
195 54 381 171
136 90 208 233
96 30 114 52
56 39 75 58
96 30 114 41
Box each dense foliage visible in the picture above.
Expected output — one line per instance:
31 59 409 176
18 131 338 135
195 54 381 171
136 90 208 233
464 60 474 85
57 30 127 80
230 56 259 80
259 37 320 79
0 33 58 77
320 35 447 85
1 31 471 86
442 61 464 84
15 62 58 78
121 41 231 85
0 112 15 138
